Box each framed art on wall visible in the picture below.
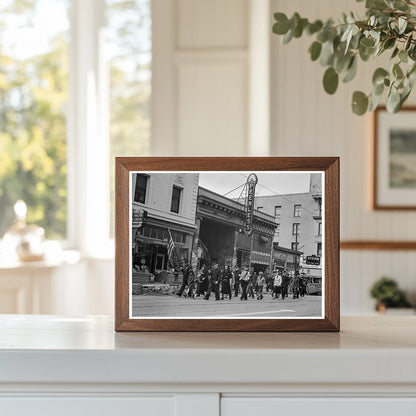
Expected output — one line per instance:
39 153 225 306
374 106 416 210
115 157 339 331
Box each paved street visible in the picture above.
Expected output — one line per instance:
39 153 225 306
132 293 322 318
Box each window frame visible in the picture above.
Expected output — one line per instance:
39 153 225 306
292 223 300 236
293 204 301 217
170 185 182 214
274 205 281 219
134 174 149 204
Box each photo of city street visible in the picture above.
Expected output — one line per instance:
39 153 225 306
130 171 324 318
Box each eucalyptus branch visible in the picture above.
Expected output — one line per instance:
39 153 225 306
272 0 416 115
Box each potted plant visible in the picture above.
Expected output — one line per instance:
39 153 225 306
369 276 412 312
272 0 416 115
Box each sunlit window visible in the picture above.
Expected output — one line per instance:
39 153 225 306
106 0 151 236
0 0 70 239
0 0 151 246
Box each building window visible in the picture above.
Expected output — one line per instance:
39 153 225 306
292 223 300 235
171 229 187 244
291 242 299 251
274 205 281 219
257 206 263 211
276 223 280 237
294 204 301 217
317 242 322 256
134 174 148 203
170 186 182 213
318 222 322 236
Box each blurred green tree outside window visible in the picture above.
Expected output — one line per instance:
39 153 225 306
107 0 151 237
0 0 151 241
0 0 70 239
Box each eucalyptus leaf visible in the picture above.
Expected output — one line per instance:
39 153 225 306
393 63 404 79
320 41 335 66
309 41 322 61
352 91 369 115
372 68 389 85
386 87 401 112
323 67 339 94
282 29 294 44
273 13 290 35
369 92 383 111
307 20 323 35
342 56 358 82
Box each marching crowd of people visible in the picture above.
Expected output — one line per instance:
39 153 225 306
176 259 308 301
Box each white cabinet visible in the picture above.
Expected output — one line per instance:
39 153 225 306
221 398 416 416
1 316 416 416
1 397 174 416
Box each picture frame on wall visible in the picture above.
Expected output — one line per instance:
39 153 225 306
115 157 339 332
374 106 416 210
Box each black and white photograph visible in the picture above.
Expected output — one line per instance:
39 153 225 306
129 171 324 319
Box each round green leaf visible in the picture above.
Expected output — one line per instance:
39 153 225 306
393 63 404 79
323 67 339 95
352 91 369 115
309 41 322 61
273 13 290 35
307 20 323 35
342 56 357 83
372 68 389 86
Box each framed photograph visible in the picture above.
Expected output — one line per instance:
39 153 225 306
115 157 339 331
374 106 416 209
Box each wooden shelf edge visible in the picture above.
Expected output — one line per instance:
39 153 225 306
341 241 416 250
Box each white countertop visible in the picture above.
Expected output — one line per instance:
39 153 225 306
0 315 415 386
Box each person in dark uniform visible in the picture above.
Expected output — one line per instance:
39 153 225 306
221 265 232 300
292 274 300 299
232 265 240 297
194 264 208 297
204 262 221 300
185 269 195 298
177 259 191 297
281 271 290 300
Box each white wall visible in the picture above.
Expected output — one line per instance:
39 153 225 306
270 0 416 313
28 0 413 317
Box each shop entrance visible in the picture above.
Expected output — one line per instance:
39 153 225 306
199 218 235 266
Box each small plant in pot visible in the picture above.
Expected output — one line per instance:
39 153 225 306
370 276 411 312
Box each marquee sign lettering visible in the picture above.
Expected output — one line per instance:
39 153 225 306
244 173 258 236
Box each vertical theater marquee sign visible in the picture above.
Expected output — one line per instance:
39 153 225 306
244 173 258 236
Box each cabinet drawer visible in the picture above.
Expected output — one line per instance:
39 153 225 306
221 397 416 416
0 396 174 416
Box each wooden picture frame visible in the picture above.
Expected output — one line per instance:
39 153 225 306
373 106 416 210
115 157 339 332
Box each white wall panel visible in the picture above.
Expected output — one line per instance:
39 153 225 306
177 0 248 49
177 60 247 156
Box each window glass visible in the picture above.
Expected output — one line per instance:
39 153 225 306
134 174 148 203
294 204 301 217
170 186 181 213
292 223 299 235
106 0 151 236
274 205 281 218
0 0 70 238
317 242 322 256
